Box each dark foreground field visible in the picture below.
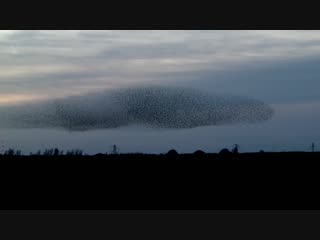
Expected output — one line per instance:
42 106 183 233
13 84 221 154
0 152 320 210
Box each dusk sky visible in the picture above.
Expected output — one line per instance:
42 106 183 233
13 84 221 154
0 30 320 154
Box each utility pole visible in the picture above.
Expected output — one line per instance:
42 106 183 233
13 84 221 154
311 142 315 152
1 141 4 155
112 144 118 154
232 144 239 154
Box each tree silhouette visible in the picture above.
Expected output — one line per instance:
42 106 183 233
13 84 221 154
5 148 15 156
54 148 60 156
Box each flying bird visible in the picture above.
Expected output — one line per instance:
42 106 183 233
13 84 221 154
0 86 274 131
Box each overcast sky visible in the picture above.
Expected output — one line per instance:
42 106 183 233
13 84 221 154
0 30 320 154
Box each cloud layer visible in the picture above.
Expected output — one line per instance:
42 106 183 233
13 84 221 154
1 30 320 105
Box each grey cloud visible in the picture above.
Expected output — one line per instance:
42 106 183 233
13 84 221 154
2 30 320 105
164 55 320 104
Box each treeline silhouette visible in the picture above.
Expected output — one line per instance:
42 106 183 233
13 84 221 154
0 143 276 157
1 146 320 210
0 145 319 161
2 148 84 156
0 144 238 157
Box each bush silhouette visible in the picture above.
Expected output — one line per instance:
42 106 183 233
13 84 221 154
193 150 206 156
219 148 231 155
167 149 179 156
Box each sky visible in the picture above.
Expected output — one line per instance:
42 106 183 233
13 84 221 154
0 30 320 154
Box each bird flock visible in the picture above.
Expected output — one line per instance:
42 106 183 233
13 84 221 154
0 86 274 131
